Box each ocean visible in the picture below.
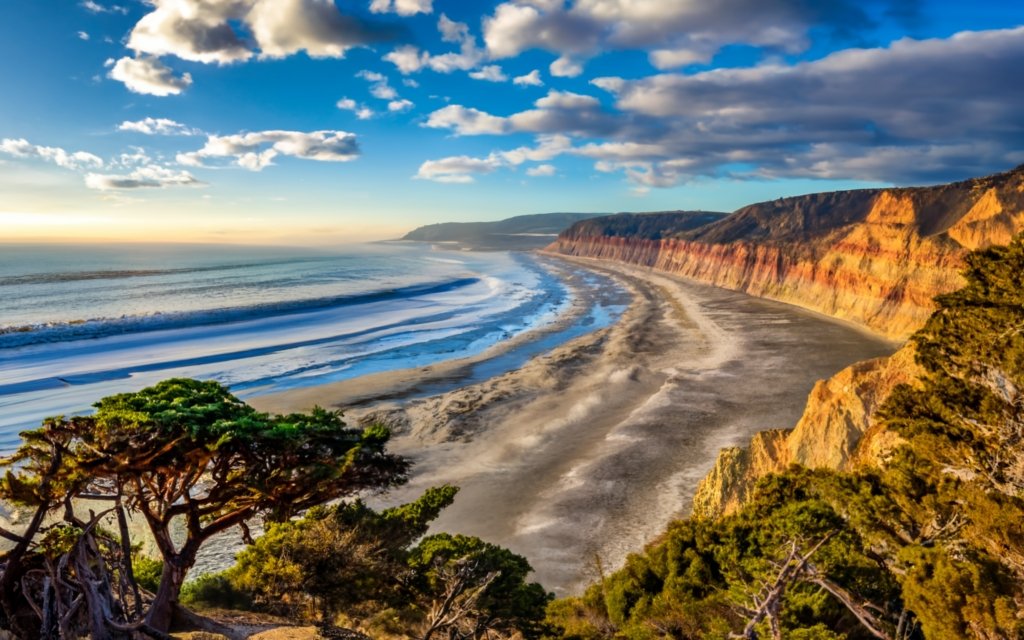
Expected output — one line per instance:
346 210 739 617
0 242 626 452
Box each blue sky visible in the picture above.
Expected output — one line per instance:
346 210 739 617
1 0 1023 244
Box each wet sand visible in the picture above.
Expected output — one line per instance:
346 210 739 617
249 256 895 594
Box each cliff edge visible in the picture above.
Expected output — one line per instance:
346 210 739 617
691 345 921 518
549 165 1024 340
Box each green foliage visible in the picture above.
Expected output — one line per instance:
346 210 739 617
179 573 252 611
545 477 898 639
786 625 846 640
229 485 459 617
873 236 1024 638
225 486 550 638
409 532 551 637
0 377 410 636
566 211 725 241
37 525 83 559
133 555 163 594
898 546 1020 640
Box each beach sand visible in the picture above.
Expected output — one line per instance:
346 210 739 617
247 256 895 595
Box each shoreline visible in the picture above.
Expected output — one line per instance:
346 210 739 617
246 254 627 414
245 255 896 594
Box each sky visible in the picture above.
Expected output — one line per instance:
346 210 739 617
1 0 1023 244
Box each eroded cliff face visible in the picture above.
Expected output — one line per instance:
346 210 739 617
550 167 1024 340
551 168 1024 518
691 345 921 518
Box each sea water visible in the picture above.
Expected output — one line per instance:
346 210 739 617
0 242 625 451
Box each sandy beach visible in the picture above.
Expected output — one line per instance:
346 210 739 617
248 255 895 595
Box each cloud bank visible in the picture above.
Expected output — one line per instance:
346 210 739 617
109 0 401 94
482 0 914 77
0 139 103 170
118 118 201 136
178 130 361 171
421 27 1024 187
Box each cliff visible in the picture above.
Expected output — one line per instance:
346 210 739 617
549 165 1024 340
691 345 922 518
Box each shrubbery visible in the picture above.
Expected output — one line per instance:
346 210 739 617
206 486 551 638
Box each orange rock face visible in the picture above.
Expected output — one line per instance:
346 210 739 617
550 166 1024 518
550 166 1024 340
691 346 921 518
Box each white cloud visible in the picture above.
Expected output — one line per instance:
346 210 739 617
122 0 397 72
1 137 208 192
415 155 502 183
526 164 557 176
116 148 153 167
535 90 599 110
107 56 192 96
80 0 128 14
418 27 1024 187
402 78 420 88
237 149 279 171
383 14 485 75
127 1 252 64
575 141 669 161
384 46 428 73
369 0 433 16
78 31 90 41
370 83 398 99
388 99 414 112
549 56 583 78
469 65 508 82
482 0 898 76
337 98 376 119
648 47 714 69
118 117 200 136
592 26 1024 184
416 134 571 183
252 0 395 60
498 134 572 165
438 14 470 43
358 69 401 101
424 90 611 136
178 130 361 171
85 165 204 190
513 69 543 86
0 138 104 170
425 105 510 135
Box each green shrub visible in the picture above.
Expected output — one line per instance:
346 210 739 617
180 573 253 611
133 555 163 594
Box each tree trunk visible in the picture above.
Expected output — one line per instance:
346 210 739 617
0 501 53 639
115 503 144 619
145 560 188 632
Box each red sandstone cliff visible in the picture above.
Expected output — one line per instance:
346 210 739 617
549 166 1024 340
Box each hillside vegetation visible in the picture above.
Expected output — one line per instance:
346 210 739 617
401 212 608 250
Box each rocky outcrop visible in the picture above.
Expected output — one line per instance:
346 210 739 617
691 345 921 518
549 166 1024 340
